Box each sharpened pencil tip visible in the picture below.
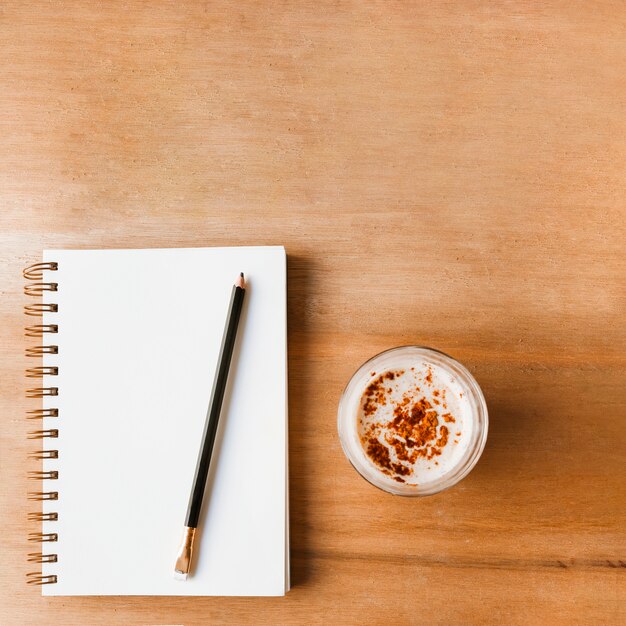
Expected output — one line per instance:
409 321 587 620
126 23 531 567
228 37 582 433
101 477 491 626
235 273 245 288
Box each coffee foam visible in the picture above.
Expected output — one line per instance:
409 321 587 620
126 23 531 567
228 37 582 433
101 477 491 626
357 359 474 486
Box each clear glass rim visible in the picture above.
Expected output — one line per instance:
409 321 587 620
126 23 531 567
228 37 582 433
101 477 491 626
337 345 488 496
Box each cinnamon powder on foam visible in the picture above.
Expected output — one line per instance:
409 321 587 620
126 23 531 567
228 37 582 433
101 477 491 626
359 369 456 483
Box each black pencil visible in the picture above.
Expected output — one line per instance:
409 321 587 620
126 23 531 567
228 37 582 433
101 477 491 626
175 272 246 579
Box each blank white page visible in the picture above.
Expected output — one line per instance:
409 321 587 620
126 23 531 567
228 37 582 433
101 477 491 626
39 246 288 596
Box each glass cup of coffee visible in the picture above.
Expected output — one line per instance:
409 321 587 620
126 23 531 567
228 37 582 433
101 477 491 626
338 346 488 496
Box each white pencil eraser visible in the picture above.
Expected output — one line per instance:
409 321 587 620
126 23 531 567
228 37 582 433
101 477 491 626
174 571 188 581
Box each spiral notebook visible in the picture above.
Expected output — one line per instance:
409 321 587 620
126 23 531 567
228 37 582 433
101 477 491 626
24 246 289 596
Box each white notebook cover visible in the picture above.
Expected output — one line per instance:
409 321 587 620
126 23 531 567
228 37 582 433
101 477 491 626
38 246 288 596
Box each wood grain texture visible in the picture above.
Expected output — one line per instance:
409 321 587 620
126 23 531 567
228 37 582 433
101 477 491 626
1 1 625 624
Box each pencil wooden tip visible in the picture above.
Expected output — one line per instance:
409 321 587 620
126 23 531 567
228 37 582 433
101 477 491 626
235 273 245 288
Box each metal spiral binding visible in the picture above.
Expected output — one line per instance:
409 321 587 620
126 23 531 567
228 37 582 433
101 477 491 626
24 262 59 586
29 450 59 460
28 553 58 563
24 303 58 317
28 491 58 501
28 471 59 480
26 367 59 377
26 388 58 398
23 262 58 280
28 512 58 521
25 324 58 337
26 346 58 357
29 532 58 543
24 283 58 297
26 573 57 586
26 409 59 419
27 429 58 439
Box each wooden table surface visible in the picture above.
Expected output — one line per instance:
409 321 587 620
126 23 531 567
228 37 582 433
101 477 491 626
1 2 624 624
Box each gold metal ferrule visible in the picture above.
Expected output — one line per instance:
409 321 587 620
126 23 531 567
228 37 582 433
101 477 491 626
174 526 196 577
